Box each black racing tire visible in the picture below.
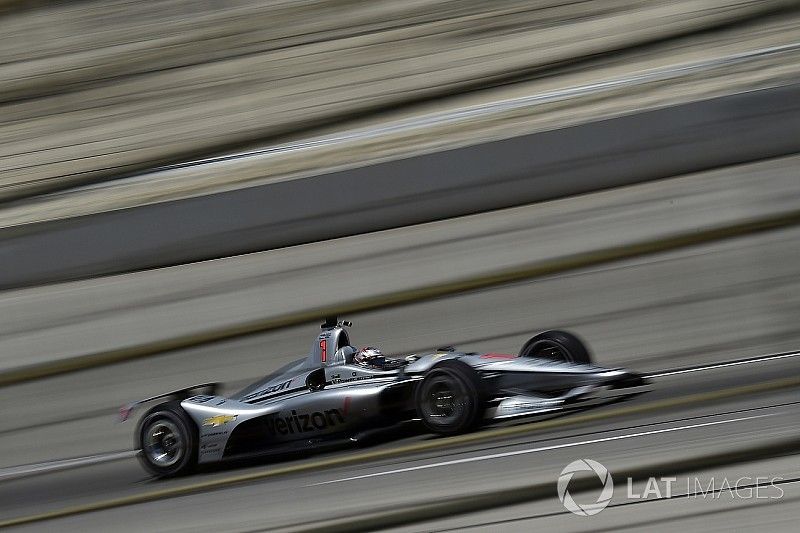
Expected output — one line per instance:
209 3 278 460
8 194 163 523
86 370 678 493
416 360 486 436
518 330 592 364
136 401 198 478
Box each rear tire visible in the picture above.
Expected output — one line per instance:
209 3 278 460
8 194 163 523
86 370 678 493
416 361 485 436
136 401 198 478
518 330 592 364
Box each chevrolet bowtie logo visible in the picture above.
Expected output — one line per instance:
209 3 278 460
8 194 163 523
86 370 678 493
202 414 237 427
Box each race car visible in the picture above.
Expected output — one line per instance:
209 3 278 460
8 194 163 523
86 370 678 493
122 317 648 477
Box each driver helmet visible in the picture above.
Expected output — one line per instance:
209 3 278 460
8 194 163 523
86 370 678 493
355 346 382 365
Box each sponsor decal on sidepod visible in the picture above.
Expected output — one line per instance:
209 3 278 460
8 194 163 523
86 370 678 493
265 408 345 436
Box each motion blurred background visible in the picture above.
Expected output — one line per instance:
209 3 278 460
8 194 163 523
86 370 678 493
0 0 799 531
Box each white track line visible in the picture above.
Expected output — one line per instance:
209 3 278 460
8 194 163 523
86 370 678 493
0 451 136 482
309 414 772 486
649 351 800 378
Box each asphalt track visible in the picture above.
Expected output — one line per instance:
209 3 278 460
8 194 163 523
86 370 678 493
1 225 800 530
0 215 798 532
1 211 799 459
0 351 797 531
1 231 798 531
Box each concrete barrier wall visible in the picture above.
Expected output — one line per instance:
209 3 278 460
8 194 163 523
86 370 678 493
1 83 799 289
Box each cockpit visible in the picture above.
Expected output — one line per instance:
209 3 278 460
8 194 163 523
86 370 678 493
312 318 406 370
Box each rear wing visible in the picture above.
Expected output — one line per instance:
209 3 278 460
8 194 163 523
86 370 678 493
119 382 219 422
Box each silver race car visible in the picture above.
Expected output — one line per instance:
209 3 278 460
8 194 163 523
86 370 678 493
122 318 648 477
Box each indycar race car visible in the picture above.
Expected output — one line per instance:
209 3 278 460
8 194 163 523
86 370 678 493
122 318 648 477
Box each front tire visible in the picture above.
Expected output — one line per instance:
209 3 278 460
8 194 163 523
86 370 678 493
137 401 198 478
416 361 485 436
518 330 592 364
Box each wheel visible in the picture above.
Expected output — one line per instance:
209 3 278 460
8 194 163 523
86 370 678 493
136 401 198 478
416 361 485 436
518 330 592 364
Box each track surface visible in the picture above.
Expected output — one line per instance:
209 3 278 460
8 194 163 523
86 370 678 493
0 353 797 531
1 225 799 529
1 226 798 530
2 152 799 532
2 216 800 467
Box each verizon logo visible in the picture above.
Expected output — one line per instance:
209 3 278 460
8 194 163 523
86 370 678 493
265 409 345 435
